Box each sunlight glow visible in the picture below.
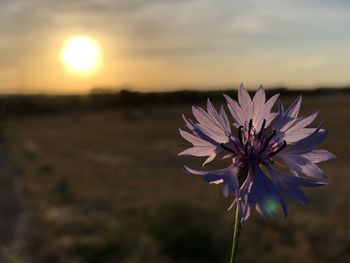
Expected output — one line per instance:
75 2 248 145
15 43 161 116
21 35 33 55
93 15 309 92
60 35 102 76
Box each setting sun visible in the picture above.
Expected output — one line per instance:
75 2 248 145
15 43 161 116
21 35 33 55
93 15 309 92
60 35 102 76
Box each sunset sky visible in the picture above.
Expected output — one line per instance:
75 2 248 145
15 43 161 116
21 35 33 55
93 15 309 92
1 0 350 94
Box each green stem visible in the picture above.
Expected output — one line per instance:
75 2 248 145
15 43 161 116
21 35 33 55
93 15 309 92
229 202 241 263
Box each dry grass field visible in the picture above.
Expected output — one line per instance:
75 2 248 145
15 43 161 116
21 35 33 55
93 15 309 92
2 93 350 262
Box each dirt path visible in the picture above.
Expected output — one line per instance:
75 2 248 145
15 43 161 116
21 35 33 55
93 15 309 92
0 130 25 262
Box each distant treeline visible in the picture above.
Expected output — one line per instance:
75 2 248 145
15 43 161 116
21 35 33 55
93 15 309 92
0 87 349 117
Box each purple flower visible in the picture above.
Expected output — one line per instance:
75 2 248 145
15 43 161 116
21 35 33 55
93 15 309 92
179 84 335 222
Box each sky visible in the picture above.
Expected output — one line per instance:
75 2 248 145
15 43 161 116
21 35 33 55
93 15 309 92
0 0 350 94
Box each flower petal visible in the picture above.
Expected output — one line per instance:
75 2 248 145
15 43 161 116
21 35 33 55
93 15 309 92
178 146 216 157
284 112 318 133
268 166 326 208
283 124 328 153
178 129 212 147
238 83 253 120
279 154 328 179
184 165 240 198
252 85 266 126
256 94 279 128
219 105 231 132
192 105 230 143
302 149 336 163
224 94 245 125
285 95 302 118
246 164 282 218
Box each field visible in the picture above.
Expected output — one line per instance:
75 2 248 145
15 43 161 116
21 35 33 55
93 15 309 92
1 92 349 262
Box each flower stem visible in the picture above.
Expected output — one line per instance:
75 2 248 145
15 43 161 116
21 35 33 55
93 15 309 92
229 202 241 263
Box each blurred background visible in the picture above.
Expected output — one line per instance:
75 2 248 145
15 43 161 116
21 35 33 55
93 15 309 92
0 1 349 262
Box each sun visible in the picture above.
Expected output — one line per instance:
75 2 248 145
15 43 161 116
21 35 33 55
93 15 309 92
60 35 102 76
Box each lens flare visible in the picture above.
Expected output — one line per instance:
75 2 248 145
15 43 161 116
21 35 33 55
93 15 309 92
261 196 280 216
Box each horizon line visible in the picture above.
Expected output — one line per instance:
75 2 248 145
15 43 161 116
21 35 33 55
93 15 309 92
0 84 350 96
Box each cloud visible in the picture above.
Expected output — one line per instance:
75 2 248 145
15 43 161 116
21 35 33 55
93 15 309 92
2 0 349 56
0 0 350 90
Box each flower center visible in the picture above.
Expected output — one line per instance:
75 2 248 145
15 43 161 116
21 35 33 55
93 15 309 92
221 119 287 166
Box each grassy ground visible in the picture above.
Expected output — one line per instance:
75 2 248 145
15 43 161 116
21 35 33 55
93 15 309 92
3 93 350 262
